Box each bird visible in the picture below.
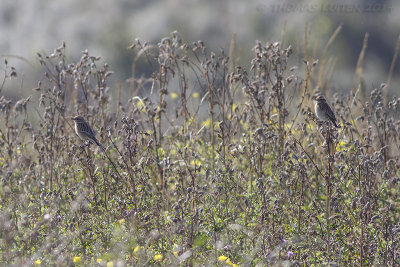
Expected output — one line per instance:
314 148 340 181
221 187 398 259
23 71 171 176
314 95 340 128
71 116 104 151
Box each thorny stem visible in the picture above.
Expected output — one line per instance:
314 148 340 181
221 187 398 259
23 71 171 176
206 70 215 170
325 124 335 258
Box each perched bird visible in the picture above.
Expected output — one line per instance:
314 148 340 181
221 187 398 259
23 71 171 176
314 95 340 128
72 116 103 151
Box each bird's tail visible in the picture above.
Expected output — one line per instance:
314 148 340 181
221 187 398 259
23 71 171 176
333 120 341 128
92 138 104 152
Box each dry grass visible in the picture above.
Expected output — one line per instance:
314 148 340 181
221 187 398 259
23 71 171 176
1 31 400 266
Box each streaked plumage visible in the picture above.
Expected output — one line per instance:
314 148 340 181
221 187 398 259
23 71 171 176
72 116 103 150
314 95 340 128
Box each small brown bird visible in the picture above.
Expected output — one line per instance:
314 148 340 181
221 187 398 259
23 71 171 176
314 95 340 128
72 116 103 150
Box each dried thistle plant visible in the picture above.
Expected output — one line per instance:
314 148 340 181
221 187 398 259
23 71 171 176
0 32 399 267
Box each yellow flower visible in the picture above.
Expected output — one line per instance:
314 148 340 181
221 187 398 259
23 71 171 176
241 121 249 131
73 256 81 263
96 258 102 263
193 92 199 99
118 218 125 224
188 116 195 126
218 255 227 261
134 245 140 253
190 159 201 167
106 261 114 267
202 118 212 129
170 92 178 100
154 254 163 261
336 140 347 151
34 259 42 266
232 264 239 267
173 251 179 257
136 100 143 109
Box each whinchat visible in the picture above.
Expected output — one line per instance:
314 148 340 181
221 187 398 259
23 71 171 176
314 95 340 128
72 116 104 150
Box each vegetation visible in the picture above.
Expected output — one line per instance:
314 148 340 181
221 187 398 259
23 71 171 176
1 31 400 266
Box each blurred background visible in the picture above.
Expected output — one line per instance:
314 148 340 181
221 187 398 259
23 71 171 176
1 0 399 100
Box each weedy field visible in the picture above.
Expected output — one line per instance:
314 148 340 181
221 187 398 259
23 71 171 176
1 30 400 266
